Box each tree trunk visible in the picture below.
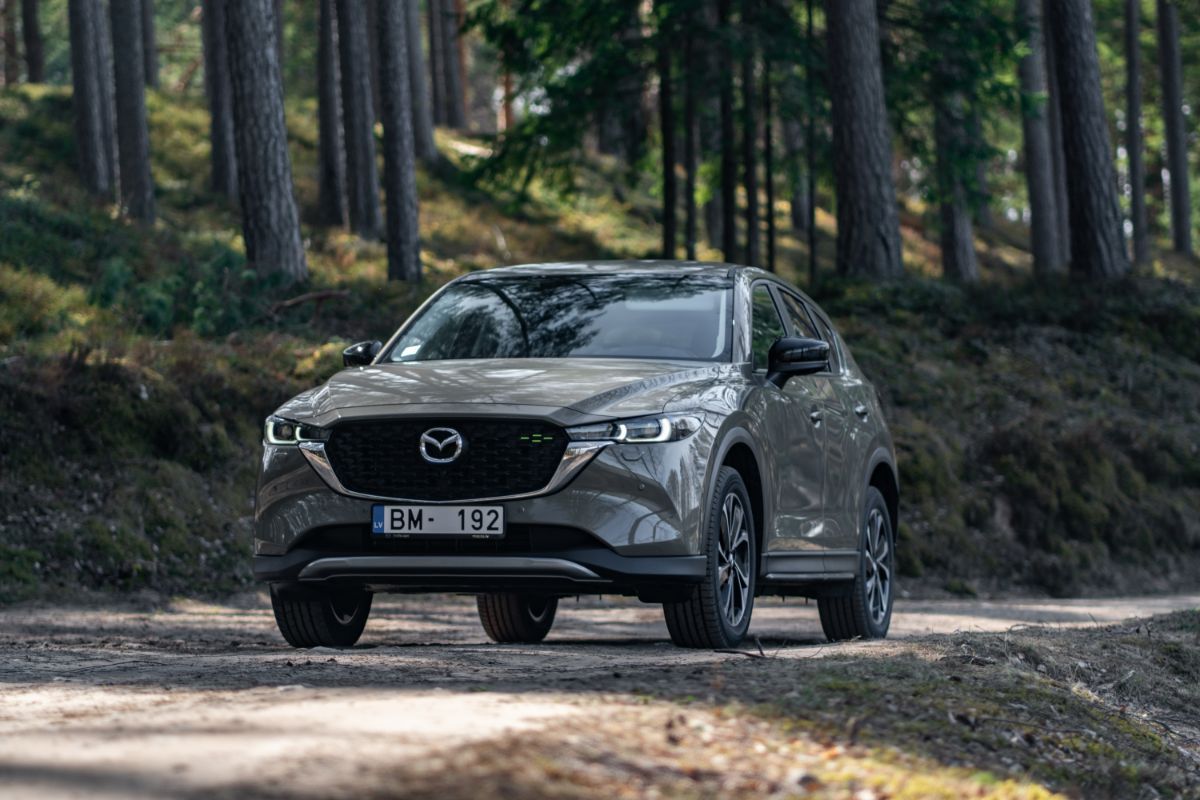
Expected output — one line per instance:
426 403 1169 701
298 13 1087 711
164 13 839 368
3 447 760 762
202 0 237 199
1044 0 1130 278
377 0 421 282
1017 0 1063 275
718 0 737 263
969 111 993 229
1156 0 1192 256
933 90 978 282
274 0 284 67
67 0 114 195
683 19 697 261
225 0 308 283
826 0 903 278
428 0 444 126
2 0 18 85
96 0 118 191
140 0 157 88
805 0 817 286
658 28 677 260
405 0 438 164
1125 0 1149 265
20 0 42 83
366 0 381 120
783 117 809 233
110 0 155 221
741 14 760 268
763 62 776 273
337 0 382 240
1043 0 1071 265
438 0 465 129
316 0 346 226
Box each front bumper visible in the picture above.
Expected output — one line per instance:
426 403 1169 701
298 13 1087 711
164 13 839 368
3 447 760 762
253 425 716 595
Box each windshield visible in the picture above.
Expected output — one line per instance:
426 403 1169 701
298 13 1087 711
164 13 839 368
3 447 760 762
384 274 732 363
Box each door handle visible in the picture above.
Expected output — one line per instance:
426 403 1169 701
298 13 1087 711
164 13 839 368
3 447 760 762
854 404 869 420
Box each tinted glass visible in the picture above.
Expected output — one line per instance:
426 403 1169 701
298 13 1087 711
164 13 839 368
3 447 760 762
779 293 819 339
814 315 843 373
750 285 786 371
385 274 732 362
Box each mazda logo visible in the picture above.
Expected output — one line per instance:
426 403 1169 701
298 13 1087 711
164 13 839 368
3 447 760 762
419 427 464 464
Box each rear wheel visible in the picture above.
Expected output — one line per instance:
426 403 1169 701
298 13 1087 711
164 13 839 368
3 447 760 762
663 466 756 649
477 593 558 643
819 486 894 641
271 585 372 648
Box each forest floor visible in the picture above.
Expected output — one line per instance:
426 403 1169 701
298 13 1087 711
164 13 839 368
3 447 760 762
1 595 1198 799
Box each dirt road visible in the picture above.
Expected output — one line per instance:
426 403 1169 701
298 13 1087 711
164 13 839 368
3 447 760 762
1 593 1197 799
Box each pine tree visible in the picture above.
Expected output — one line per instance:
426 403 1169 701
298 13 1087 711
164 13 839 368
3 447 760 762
377 0 422 282
110 0 155 221
67 0 114 196
337 0 383 239
202 0 238 199
21 0 43 83
316 0 347 226
225 0 308 282
1156 0 1192 256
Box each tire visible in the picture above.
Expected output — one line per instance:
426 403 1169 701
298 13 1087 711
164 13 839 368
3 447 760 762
663 466 757 649
271 585 372 648
819 486 895 641
477 594 558 643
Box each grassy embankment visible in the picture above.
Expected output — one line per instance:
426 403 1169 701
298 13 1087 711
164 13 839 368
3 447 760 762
0 85 1198 602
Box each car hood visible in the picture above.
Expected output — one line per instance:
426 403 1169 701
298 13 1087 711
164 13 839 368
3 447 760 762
274 358 728 425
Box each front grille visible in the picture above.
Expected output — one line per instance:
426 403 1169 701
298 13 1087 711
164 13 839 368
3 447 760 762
324 418 569 501
301 524 599 555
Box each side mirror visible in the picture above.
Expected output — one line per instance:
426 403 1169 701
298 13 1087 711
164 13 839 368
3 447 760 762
767 337 829 387
343 340 382 367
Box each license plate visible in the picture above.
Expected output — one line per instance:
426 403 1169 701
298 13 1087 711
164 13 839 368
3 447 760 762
371 505 505 538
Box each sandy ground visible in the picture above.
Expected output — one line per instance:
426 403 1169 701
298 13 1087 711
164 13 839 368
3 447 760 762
0 592 1196 799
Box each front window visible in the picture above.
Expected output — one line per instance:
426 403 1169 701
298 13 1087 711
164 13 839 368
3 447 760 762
384 274 732 363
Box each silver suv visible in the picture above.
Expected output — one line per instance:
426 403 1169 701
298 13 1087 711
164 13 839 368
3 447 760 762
255 262 898 649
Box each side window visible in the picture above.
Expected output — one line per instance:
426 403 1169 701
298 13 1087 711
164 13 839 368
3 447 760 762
813 316 843 373
779 293 819 340
750 285 786 371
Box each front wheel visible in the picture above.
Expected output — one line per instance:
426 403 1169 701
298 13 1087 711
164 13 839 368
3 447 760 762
663 466 757 649
271 585 372 648
818 486 894 641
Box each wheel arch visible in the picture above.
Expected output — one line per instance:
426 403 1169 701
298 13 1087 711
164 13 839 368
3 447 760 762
711 428 768 564
865 451 899 537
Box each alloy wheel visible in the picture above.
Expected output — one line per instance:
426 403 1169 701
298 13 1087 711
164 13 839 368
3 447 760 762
863 507 892 626
717 493 752 628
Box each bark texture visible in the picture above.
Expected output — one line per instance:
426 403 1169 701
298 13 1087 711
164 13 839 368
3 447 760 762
717 0 737 263
1043 0 1071 265
377 0 421 282
683 21 697 261
1156 0 1192 255
96 0 118 189
68 0 114 195
658 29 677 259
202 0 237 199
1045 0 1129 278
317 0 347 227
783 117 809 233
225 0 308 283
1017 0 1063 275
763 64 775 273
337 0 382 239
826 0 903 278
140 0 157 88
1125 0 1148 265
20 0 42 82
434 0 465 128
742 39 760 268
405 0 438 164
110 0 155 221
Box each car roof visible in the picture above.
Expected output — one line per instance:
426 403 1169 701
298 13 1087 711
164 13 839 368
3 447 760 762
459 260 741 280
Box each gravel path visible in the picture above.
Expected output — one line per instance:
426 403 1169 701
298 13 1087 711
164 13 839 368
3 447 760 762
1 592 1196 799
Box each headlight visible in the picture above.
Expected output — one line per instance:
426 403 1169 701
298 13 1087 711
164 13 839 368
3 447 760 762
264 416 330 445
567 413 702 444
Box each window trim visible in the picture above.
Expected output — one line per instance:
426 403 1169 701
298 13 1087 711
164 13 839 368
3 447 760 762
776 288 845 377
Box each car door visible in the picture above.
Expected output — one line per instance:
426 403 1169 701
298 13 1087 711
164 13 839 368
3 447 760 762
778 291 856 552
748 283 826 553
